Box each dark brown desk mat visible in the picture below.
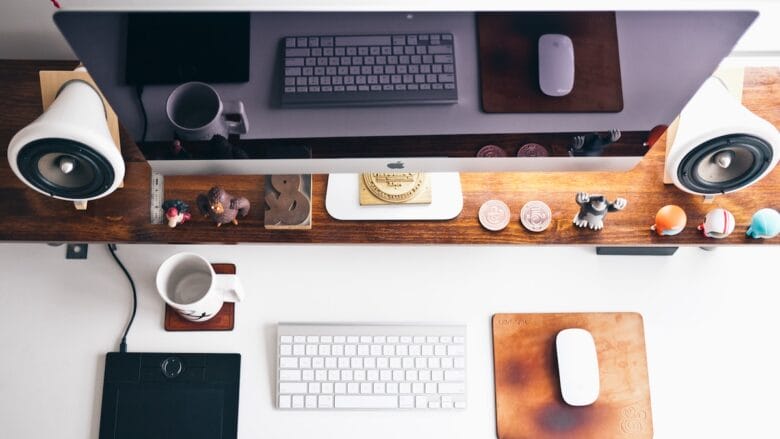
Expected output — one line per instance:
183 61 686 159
477 12 623 113
493 313 652 439
164 263 236 331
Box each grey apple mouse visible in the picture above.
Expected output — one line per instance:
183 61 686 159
538 34 575 97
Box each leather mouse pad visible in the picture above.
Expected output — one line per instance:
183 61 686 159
477 12 623 113
492 313 652 439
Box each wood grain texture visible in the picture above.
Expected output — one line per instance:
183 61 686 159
0 60 777 245
493 313 652 439
478 12 623 113
164 263 236 331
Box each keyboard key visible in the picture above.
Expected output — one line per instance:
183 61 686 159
280 357 298 368
438 382 465 394
336 35 392 46
445 370 465 382
319 395 334 408
305 395 317 408
335 395 398 409
279 382 307 394
279 394 292 408
448 344 465 356
292 395 304 408
280 370 301 381
427 45 452 55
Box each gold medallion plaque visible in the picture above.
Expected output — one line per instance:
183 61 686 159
359 173 432 205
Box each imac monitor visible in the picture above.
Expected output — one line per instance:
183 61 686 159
53 6 757 175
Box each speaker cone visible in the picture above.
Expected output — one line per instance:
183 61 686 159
677 134 773 194
16 138 116 199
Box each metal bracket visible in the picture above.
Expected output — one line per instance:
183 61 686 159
66 243 89 259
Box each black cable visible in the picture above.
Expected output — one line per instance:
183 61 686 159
107 244 137 353
135 85 148 143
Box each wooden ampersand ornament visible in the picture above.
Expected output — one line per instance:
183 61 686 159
264 175 311 226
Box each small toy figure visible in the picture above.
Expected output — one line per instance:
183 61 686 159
197 186 251 227
570 129 621 156
651 205 687 236
697 208 735 239
573 192 627 230
162 200 191 228
746 208 780 239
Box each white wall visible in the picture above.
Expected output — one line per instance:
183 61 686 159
0 1 778 60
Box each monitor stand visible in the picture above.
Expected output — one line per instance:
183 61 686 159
325 173 463 220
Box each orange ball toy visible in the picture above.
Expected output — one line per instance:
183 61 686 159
651 205 687 236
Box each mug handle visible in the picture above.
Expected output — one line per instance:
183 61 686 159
223 100 249 135
213 274 245 302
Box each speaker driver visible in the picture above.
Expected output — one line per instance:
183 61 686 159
677 134 772 194
16 138 115 199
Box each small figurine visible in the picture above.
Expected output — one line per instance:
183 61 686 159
697 208 735 239
197 186 251 227
573 192 627 230
651 205 687 236
746 208 780 239
162 200 191 228
570 129 621 156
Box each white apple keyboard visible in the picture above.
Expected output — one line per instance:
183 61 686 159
276 322 467 409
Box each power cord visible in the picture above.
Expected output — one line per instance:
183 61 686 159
107 244 137 353
135 85 148 142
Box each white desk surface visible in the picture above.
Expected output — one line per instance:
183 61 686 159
0 243 778 438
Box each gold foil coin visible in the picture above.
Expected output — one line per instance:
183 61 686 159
362 173 426 203
479 199 511 231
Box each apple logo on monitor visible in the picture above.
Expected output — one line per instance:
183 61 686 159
387 161 405 170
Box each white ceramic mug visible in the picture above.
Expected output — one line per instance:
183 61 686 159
166 81 249 141
156 253 244 322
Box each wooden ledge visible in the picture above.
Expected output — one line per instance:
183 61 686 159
0 60 777 245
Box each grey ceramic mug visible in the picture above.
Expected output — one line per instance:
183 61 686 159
166 82 249 141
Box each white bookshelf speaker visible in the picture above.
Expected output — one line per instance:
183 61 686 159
664 76 779 201
7 76 125 209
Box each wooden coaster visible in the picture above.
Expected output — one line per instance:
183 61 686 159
164 263 236 331
493 313 652 439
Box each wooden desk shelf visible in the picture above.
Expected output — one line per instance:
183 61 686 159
1 60 778 245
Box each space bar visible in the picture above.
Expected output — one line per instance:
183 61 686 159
334 395 398 408
335 36 392 46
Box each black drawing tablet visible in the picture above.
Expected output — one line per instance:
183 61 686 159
99 353 240 439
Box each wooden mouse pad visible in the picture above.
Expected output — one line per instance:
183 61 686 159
492 313 652 439
477 12 623 113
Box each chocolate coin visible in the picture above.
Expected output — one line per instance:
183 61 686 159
479 199 511 231
520 200 552 232
476 144 507 157
517 143 549 157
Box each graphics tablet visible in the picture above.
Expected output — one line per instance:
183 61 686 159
99 353 240 439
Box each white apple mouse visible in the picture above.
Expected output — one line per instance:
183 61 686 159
556 328 600 406
538 34 575 97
